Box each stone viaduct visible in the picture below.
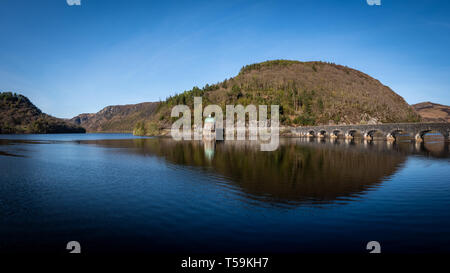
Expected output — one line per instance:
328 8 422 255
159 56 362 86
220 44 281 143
292 123 450 142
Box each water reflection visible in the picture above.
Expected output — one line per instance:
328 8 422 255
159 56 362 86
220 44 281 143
1 137 448 207
1 135 449 253
203 140 215 161
72 137 448 207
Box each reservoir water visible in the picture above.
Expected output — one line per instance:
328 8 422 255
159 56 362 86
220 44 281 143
0 134 449 253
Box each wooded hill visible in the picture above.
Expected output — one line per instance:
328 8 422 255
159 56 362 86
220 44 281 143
0 92 86 134
136 60 421 135
70 102 159 133
68 60 423 135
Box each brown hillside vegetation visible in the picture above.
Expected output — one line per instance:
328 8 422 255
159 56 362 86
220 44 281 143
70 102 160 132
69 60 422 135
145 60 421 135
0 92 86 134
412 102 450 123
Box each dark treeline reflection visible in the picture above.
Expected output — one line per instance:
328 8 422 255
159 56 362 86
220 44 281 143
73 137 450 206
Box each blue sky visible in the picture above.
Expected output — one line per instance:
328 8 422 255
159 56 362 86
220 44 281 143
1 0 449 118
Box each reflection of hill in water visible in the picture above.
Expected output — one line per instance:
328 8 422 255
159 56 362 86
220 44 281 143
75 138 447 206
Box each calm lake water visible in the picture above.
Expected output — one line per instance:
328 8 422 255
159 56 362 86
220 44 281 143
0 133 449 253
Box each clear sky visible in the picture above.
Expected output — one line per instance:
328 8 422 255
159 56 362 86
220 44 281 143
1 0 449 118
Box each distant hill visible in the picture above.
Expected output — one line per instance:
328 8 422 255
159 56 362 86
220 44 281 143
412 102 450 123
70 60 423 135
70 102 160 132
0 92 85 134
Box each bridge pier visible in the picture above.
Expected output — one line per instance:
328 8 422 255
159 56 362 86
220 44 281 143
444 131 450 142
414 133 424 143
363 133 373 141
386 133 395 142
415 141 423 150
344 132 353 140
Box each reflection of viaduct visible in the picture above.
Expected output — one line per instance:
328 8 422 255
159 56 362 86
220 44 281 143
293 123 450 142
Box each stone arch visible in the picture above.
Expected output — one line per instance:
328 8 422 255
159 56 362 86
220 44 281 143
318 129 327 138
387 129 412 142
331 129 343 138
415 129 448 142
307 130 315 137
364 129 385 141
345 129 363 139
414 130 431 142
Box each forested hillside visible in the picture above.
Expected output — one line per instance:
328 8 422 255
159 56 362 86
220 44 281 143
0 92 86 134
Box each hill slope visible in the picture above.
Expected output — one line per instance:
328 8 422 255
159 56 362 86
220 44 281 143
0 92 86 134
148 60 421 133
412 102 450 123
70 102 160 132
70 60 422 135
